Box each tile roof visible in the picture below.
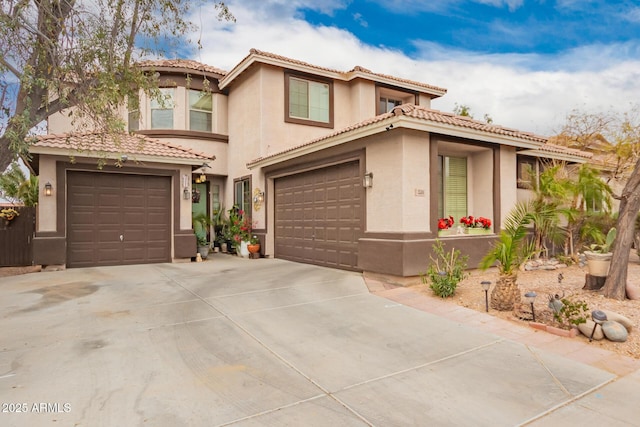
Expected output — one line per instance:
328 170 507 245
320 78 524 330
137 59 227 76
393 104 549 144
534 142 593 159
33 133 215 161
248 104 590 166
223 49 447 95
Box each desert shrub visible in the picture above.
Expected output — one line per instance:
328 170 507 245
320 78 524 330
553 298 589 328
421 240 468 298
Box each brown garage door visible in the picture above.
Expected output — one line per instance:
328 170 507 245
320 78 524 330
67 171 171 268
274 161 363 271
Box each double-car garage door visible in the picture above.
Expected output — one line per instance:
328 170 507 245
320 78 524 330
274 161 363 271
67 171 171 268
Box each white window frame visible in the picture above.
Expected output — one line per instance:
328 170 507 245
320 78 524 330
150 88 175 129
189 89 212 132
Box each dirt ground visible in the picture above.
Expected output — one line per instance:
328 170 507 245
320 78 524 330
412 253 640 360
0 265 41 277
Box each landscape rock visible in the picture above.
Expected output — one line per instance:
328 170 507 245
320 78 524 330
577 320 604 340
602 320 628 342
626 284 640 300
601 310 633 332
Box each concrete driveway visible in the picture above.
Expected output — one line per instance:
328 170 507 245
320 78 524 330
0 257 635 426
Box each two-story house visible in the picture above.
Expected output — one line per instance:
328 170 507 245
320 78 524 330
31 49 591 275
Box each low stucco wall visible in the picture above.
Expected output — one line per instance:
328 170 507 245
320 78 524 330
358 233 498 276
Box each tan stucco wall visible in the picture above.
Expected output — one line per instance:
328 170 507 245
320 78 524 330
37 157 57 232
468 148 494 227
365 131 430 232
418 94 432 109
350 80 376 123
499 145 518 228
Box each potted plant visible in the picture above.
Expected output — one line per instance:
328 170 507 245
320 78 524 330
0 207 20 226
247 235 260 255
227 206 252 255
437 215 456 237
193 213 213 259
480 201 538 311
460 215 492 235
212 206 227 250
196 235 210 259
584 227 616 277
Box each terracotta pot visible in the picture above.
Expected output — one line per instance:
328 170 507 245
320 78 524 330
248 244 260 254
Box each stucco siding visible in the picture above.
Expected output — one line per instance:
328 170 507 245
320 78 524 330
37 157 57 232
499 145 518 228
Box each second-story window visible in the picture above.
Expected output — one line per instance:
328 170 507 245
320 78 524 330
151 88 175 129
189 90 212 132
379 97 402 113
285 72 333 128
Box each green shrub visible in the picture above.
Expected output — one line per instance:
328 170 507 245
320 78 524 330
553 298 589 328
421 240 468 298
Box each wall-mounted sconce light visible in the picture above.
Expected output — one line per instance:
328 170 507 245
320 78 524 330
363 172 373 188
44 182 53 197
182 174 190 200
253 189 265 211
199 173 206 182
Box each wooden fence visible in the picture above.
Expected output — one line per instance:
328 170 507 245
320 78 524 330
0 206 35 267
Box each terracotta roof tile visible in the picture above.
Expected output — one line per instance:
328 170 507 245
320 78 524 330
137 59 227 76
33 133 215 161
392 104 549 143
248 104 590 165
535 142 593 159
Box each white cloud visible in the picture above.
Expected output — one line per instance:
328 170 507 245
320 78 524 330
191 1 640 136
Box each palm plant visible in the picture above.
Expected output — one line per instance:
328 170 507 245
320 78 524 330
479 200 538 311
528 163 572 258
0 162 38 206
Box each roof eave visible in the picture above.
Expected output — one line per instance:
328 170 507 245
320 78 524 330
248 117 551 169
29 146 213 166
399 117 546 150
347 71 447 98
517 148 590 163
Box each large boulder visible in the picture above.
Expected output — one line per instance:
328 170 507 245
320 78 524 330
600 310 633 332
601 320 628 342
626 283 640 300
578 320 604 340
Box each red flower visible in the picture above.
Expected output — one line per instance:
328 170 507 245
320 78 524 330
438 216 455 230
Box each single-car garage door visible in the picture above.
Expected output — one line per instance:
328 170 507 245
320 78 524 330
67 171 171 268
274 161 363 271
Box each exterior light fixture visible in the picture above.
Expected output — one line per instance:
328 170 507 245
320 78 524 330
44 182 53 197
481 281 491 312
199 173 206 182
363 172 373 188
524 291 537 322
590 310 607 342
253 189 265 211
182 174 190 200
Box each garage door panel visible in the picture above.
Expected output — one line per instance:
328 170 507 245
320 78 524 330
275 161 362 271
67 171 171 268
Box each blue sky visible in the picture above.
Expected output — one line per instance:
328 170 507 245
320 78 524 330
301 1 640 61
190 0 640 135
